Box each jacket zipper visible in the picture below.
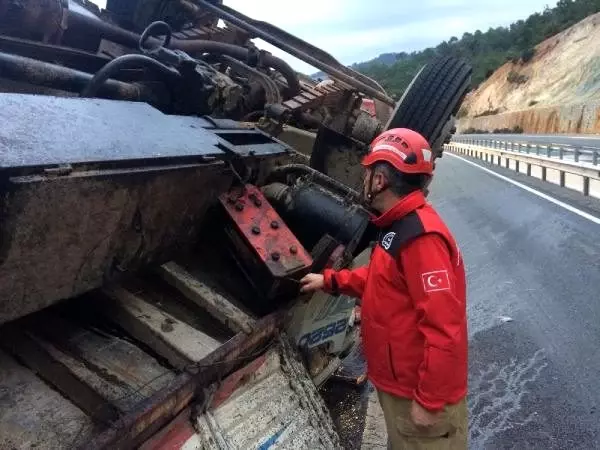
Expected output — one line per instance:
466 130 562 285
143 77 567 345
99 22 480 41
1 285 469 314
387 344 397 380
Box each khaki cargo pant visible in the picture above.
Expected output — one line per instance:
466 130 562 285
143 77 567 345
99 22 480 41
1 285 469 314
377 390 468 450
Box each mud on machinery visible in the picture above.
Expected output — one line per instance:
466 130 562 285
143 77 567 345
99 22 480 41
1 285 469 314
0 0 472 448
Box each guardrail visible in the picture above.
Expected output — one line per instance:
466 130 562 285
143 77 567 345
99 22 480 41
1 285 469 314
445 141 600 199
452 136 600 166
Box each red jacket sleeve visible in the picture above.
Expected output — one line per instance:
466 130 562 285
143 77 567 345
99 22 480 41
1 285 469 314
400 233 466 412
323 266 368 299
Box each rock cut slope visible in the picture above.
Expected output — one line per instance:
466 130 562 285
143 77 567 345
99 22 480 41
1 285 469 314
460 12 600 133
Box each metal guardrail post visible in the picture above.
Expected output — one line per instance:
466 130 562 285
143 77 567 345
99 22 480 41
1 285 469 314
450 139 599 168
446 140 599 198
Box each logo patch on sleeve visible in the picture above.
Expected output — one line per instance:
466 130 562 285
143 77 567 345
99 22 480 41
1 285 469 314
421 270 451 292
381 232 395 250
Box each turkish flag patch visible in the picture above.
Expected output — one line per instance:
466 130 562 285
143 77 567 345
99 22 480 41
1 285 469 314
421 270 451 293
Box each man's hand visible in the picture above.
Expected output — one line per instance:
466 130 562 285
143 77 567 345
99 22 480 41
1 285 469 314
299 273 325 293
410 400 442 429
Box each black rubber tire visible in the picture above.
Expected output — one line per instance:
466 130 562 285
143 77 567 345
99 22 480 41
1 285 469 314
385 56 472 157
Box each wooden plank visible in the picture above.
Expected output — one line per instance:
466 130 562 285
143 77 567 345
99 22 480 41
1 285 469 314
0 323 120 424
84 311 285 450
33 311 177 406
104 286 222 370
0 349 95 448
158 262 256 334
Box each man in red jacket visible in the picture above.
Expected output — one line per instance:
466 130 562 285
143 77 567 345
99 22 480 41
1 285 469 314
300 128 468 450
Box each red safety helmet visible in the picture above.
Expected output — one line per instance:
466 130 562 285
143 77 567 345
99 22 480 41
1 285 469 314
361 128 434 176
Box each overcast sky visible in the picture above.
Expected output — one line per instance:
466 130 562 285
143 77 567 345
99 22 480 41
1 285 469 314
91 0 554 74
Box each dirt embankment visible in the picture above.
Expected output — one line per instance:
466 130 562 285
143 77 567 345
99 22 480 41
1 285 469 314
459 13 600 134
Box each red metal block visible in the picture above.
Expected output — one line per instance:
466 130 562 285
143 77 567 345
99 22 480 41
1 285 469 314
219 184 313 280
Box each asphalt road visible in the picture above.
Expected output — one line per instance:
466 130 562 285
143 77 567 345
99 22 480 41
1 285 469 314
429 152 600 449
458 133 600 149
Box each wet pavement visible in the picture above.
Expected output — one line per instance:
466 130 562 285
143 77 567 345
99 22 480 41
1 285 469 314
321 379 370 449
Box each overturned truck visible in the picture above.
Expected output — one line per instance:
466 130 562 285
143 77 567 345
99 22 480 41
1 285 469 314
0 1 472 448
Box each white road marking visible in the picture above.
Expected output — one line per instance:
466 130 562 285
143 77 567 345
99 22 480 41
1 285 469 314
447 152 600 226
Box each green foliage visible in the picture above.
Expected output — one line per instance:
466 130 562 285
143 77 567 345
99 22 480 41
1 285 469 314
457 107 469 119
462 126 524 134
507 71 529 84
475 108 501 117
462 128 489 134
355 0 600 97
521 48 536 62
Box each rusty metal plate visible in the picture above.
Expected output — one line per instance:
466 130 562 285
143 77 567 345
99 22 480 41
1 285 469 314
219 184 313 278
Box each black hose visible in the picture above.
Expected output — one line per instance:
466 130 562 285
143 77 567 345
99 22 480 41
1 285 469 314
67 9 300 98
68 10 299 98
68 10 145 49
173 40 300 98
81 54 181 98
266 164 362 203
241 110 264 122
139 21 172 52
0 51 154 101
220 54 281 104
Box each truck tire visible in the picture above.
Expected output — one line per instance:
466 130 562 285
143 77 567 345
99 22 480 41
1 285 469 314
384 56 472 158
310 56 471 190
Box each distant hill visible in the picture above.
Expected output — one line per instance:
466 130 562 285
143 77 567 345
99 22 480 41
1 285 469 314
312 0 600 97
310 52 409 80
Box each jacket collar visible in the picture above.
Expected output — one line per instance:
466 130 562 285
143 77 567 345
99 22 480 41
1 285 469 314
371 190 427 228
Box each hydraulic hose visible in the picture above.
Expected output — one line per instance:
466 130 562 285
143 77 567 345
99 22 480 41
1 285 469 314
170 40 300 98
0 51 154 102
67 10 301 98
80 54 181 98
266 164 362 203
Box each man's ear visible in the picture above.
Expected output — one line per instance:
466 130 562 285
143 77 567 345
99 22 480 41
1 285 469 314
373 170 387 190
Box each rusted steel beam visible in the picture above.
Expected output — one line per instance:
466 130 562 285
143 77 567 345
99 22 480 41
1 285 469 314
137 407 195 450
83 310 285 450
